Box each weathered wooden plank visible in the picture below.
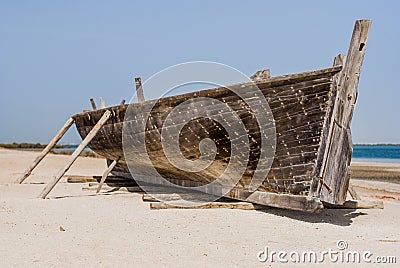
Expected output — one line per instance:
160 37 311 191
149 201 267 210
142 193 182 202
90 98 97 110
16 117 75 184
66 175 98 183
251 69 271 81
99 97 106 109
316 20 371 205
135 77 145 103
134 175 323 213
82 185 142 192
309 54 345 195
38 110 112 199
142 193 233 203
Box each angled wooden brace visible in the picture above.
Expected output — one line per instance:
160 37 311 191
16 118 75 184
96 156 121 193
38 110 112 199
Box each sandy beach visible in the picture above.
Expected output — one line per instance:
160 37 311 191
0 148 399 267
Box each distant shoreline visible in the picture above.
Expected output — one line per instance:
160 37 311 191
0 143 100 158
0 142 74 149
354 144 400 146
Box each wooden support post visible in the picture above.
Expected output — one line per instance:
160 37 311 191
135 77 145 103
99 97 106 109
38 110 112 199
348 183 361 200
16 117 75 184
90 98 97 110
96 156 120 193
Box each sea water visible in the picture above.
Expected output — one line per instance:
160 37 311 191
352 145 400 163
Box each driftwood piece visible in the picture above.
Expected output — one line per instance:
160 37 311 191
135 77 145 103
96 156 120 193
38 110 112 199
16 117 75 184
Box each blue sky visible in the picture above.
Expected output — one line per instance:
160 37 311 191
0 1 399 144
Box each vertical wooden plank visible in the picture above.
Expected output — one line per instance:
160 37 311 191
38 110 112 199
310 54 345 195
316 20 371 204
16 117 75 184
135 77 145 103
99 97 106 109
90 98 97 110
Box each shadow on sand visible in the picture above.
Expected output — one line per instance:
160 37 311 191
255 206 367 226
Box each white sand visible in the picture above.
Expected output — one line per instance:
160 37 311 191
0 148 399 267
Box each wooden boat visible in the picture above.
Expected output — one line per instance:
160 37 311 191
72 20 371 212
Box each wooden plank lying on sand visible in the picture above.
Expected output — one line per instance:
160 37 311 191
142 193 233 203
149 202 268 210
82 186 142 192
67 176 98 183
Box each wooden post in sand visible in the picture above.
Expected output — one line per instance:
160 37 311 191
135 77 145 103
16 117 75 184
96 156 120 193
38 110 112 199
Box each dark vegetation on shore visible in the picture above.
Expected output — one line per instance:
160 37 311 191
0 143 102 158
0 143 73 149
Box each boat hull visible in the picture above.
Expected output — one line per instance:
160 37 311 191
74 67 340 199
